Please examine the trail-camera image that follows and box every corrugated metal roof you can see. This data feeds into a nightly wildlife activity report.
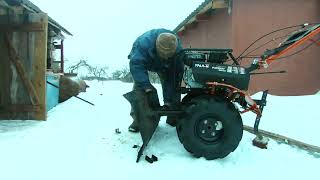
[4,0,72,36]
[173,0,212,33]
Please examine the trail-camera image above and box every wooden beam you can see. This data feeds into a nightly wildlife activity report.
[54,44,62,49]
[184,21,198,31]
[212,0,228,9]
[0,33,12,118]
[244,125,320,155]
[32,13,48,120]
[0,23,44,32]
[4,33,40,106]
[0,104,40,112]
[196,13,210,21]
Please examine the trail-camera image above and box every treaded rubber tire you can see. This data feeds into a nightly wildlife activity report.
[176,96,243,160]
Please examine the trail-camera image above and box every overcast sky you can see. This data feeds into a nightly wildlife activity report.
[30,0,204,71]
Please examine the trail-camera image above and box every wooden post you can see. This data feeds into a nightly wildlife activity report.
[32,13,48,120]
[0,33,11,119]
[0,23,44,32]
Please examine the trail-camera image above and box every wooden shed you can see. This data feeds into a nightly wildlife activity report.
[174,0,320,95]
[0,0,72,120]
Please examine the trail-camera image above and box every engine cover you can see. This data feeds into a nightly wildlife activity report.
[191,61,250,90]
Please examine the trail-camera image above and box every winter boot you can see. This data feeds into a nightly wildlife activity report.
[163,103,179,127]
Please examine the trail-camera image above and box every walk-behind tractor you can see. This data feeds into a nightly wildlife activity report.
[124,23,320,162]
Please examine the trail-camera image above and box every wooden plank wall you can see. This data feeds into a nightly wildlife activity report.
[33,13,48,120]
[0,6,48,120]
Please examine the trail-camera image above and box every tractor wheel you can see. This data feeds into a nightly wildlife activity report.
[176,96,243,160]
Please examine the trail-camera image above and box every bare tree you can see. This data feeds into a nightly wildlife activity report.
[87,65,109,79]
[111,70,123,80]
[66,59,89,74]
[66,59,109,80]
[110,67,133,82]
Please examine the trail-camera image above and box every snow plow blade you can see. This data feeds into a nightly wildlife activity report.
[123,89,160,163]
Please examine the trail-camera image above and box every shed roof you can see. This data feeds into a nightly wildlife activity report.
[173,0,229,33]
[4,0,72,36]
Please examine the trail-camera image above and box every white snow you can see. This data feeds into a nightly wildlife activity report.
[1,80,319,180]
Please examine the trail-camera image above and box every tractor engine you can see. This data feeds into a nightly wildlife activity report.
[181,49,250,91]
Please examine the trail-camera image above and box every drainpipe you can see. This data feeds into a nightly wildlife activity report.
[60,39,64,73]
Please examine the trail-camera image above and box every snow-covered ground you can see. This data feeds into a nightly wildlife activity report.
[0,80,319,180]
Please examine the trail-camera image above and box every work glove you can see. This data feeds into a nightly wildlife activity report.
[144,86,160,110]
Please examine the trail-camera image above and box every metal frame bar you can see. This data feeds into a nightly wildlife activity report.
[206,82,262,116]
[265,26,320,65]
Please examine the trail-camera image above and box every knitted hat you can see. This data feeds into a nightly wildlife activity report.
[156,33,178,59]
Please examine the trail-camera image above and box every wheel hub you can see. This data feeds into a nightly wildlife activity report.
[196,118,223,142]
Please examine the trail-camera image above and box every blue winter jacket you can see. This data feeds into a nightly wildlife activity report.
[128,28,184,104]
